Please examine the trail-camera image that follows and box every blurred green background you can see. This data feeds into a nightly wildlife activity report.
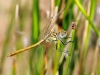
[0,0,100,75]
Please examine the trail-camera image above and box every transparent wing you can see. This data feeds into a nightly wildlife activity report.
[38,17,53,40]
[44,4,67,36]
[39,4,67,40]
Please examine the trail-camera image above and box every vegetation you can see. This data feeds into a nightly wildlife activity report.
[0,0,100,75]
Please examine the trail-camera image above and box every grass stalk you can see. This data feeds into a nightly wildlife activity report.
[74,0,100,37]
[12,60,16,75]
[62,1,75,75]
[64,30,75,75]
[53,0,62,74]
[29,0,40,74]
[81,0,96,74]
[0,3,16,74]
[63,0,73,30]
[98,51,100,75]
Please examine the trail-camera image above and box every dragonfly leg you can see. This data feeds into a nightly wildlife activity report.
[64,37,72,39]
[55,42,71,56]
[56,33,72,45]
[60,40,73,45]
[57,48,71,56]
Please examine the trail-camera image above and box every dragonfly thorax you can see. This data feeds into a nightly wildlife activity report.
[45,32,57,42]
[44,29,67,43]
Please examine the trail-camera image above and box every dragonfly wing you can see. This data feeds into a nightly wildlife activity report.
[44,4,67,37]
[38,17,53,40]
[38,4,67,41]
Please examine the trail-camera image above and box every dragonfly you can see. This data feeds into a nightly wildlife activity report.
[7,4,76,57]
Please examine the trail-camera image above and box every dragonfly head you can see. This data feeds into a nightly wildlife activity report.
[58,29,67,39]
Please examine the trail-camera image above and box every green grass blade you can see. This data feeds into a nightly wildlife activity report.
[53,1,62,74]
[74,0,100,37]
[29,0,40,74]
[0,5,15,74]
[12,60,16,75]
[98,56,100,75]
[64,30,75,75]
[63,0,73,30]
[81,0,96,74]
